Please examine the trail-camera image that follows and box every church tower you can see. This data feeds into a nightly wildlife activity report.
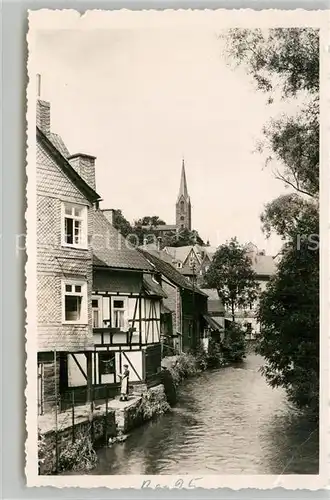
[176,159,192,231]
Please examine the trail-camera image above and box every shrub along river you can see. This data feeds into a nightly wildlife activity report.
[89,354,318,475]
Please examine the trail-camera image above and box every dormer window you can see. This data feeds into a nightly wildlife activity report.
[177,262,183,269]
[61,202,88,249]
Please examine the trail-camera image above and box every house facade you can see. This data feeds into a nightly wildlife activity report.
[163,244,212,285]
[36,98,101,415]
[226,243,277,339]
[36,94,165,414]
[61,209,166,406]
[139,248,208,354]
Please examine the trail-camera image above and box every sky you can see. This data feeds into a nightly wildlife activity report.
[34,27,296,255]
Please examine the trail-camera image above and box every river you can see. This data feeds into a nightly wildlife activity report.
[91,354,318,475]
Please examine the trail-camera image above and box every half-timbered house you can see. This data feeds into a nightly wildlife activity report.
[61,210,167,405]
[138,248,208,354]
[36,95,101,415]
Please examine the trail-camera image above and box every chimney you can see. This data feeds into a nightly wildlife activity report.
[36,74,51,135]
[68,153,96,191]
[102,209,115,226]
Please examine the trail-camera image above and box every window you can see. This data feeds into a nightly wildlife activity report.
[177,262,183,269]
[180,200,185,211]
[92,297,102,328]
[98,352,116,384]
[62,202,87,248]
[245,322,252,333]
[180,216,184,221]
[62,280,87,324]
[112,299,126,329]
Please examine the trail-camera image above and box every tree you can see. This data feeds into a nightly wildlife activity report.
[223,28,319,410]
[204,237,260,322]
[257,212,319,411]
[168,227,204,248]
[222,28,319,199]
[112,209,132,238]
[135,215,166,227]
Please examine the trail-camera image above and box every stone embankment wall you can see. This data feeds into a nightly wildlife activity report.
[39,407,117,475]
[39,384,170,474]
[116,384,170,433]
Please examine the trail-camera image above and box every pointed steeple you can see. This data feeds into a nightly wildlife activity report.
[177,158,190,201]
[176,157,192,231]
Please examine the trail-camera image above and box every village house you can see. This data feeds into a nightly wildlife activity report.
[36,85,165,414]
[36,95,101,415]
[232,242,277,339]
[62,209,167,407]
[138,247,208,354]
[199,288,226,345]
[163,244,213,285]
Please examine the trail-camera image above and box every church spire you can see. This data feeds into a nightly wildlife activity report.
[178,157,189,201]
[176,157,192,231]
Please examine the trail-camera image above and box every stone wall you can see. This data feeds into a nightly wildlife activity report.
[116,384,169,433]
[39,408,116,475]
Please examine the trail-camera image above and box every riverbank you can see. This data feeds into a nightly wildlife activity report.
[38,384,170,475]
[88,354,319,475]
[45,343,252,475]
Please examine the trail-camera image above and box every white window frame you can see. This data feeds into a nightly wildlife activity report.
[111,297,128,330]
[61,202,88,249]
[92,295,103,328]
[62,280,88,325]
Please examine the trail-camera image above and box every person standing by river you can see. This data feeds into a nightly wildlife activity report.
[118,365,130,401]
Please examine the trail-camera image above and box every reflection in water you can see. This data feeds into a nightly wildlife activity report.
[87,354,318,475]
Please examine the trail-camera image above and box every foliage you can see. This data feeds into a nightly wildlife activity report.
[38,429,54,475]
[58,426,98,472]
[206,339,227,368]
[135,215,166,227]
[205,237,260,321]
[222,28,318,98]
[167,352,199,386]
[224,27,319,410]
[223,28,319,199]
[223,323,247,363]
[38,426,98,474]
[138,390,171,420]
[260,193,318,240]
[112,209,133,238]
[257,211,319,411]
[165,227,204,247]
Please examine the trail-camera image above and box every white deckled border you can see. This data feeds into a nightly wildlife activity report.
[25,8,329,490]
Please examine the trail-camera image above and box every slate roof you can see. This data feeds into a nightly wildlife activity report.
[92,209,153,271]
[139,248,207,296]
[37,127,101,203]
[203,314,224,331]
[143,274,167,298]
[49,132,70,158]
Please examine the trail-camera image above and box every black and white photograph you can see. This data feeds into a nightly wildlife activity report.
[25,9,327,489]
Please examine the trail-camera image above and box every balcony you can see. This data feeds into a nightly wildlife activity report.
[93,326,139,346]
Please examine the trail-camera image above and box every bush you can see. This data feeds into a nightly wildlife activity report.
[207,339,227,368]
[138,390,171,420]
[168,352,199,386]
[223,323,246,362]
[195,345,208,371]
[38,429,54,475]
[58,426,97,472]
